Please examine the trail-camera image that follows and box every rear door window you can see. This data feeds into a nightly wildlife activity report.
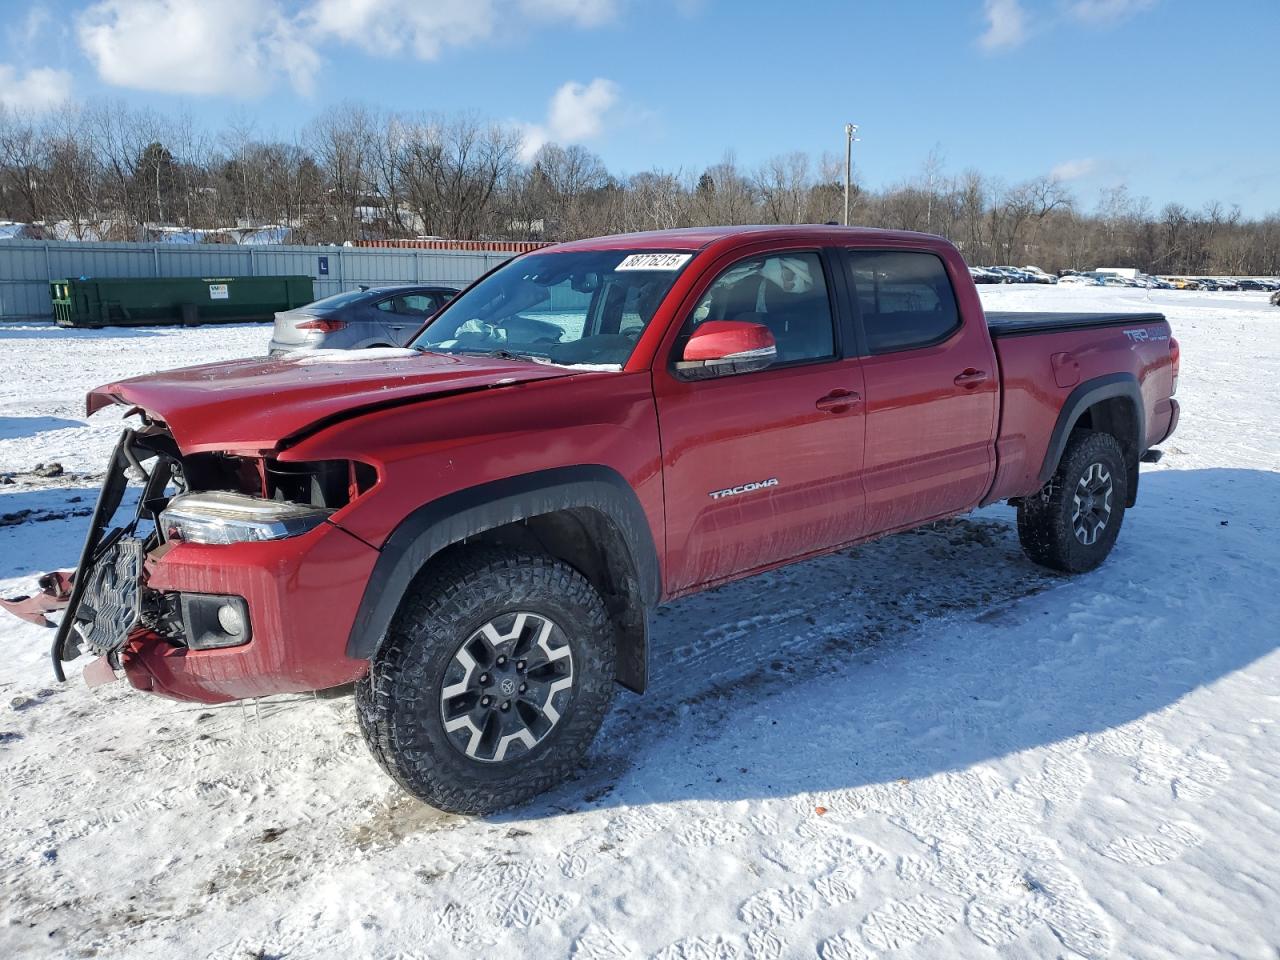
[378,294,435,317]
[844,251,960,354]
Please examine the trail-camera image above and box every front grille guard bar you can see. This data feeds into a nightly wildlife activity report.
[51,428,174,680]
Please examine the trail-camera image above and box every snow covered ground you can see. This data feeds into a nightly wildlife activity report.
[1,287,1278,959]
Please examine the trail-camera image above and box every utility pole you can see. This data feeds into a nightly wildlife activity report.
[843,123,859,226]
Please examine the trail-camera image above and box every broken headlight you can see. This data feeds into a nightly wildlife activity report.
[160,491,331,544]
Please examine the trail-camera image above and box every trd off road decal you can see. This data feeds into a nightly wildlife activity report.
[1123,327,1169,343]
[708,478,779,500]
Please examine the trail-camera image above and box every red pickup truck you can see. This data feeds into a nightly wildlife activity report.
[5,226,1179,813]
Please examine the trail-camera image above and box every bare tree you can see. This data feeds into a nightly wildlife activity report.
[1,100,1278,275]
[0,107,47,224]
[754,153,811,224]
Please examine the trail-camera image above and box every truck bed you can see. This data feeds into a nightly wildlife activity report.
[985,311,1166,338]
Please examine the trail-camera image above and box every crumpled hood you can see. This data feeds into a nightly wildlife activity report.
[87,349,579,453]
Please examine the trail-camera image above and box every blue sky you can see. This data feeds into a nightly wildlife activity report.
[2,0,1277,215]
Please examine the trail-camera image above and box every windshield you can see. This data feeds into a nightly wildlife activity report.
[411,249,694,367]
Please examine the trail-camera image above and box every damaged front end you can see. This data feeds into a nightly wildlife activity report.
[47,425,177,682]
[5,408,380,699]
[0,571,75,628]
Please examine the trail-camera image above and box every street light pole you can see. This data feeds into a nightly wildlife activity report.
[843,123,859,226]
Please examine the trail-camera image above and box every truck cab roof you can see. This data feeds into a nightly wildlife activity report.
[548,224,949,253]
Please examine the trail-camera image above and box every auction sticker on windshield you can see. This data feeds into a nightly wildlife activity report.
[615,253,693,271]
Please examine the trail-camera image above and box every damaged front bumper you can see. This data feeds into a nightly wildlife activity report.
[46,429,168,682]
[7,428,378,703]
[0,571,74,627]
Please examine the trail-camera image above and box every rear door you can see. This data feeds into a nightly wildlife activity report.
[840,248,998,533]
[374,291,438,345]
[653,245,867,594]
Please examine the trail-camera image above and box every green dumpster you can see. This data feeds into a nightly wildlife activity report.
[49,275,315,328]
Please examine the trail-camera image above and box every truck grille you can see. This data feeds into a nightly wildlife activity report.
[67,537,146,656]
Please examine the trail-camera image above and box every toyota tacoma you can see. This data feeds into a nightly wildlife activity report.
[3,226,1180,813]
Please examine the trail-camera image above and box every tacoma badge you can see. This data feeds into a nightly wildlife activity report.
[708,478,779,500]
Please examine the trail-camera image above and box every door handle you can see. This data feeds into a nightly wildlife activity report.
[815,389,861,412]
[954,369,989,387]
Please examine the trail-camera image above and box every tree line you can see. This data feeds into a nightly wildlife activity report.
[2,101,1277,276]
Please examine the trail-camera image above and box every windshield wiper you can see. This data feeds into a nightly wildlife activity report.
[415,346,552,364]
[450,348,551,364]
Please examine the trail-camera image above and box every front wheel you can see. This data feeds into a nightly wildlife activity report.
[1017,430,1128,573]
[356,548,616,814]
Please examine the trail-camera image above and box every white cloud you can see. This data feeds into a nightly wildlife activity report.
[305,0,497,61]
[74,0,625,98]
[520,78,620,161]
[1051,158,1098,181]
[518,0,621,27]
[979,0,1028,50]
[1064,0,1158,22]
[980,0,1158,52]
[0,64,73,112]
[77,0,319,97]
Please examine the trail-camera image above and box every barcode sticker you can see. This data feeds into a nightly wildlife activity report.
[615,253,692,271]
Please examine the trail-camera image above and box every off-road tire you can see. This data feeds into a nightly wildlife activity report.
[1017,429,1128,574]
[356,547,615,814]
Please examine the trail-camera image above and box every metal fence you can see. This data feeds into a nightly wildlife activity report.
[0,240,518,322]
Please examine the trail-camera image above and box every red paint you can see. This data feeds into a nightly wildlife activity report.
[87,352,579,454]
[79,226,1175,704]
[0,570,73,626]
[984,324,1174,504]
[680,320,776,361]
[123,521,377,702]
[1051,352,1081,388]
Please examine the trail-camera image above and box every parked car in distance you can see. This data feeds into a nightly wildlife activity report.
[1020,266,1057,284]
[969,266,1003,284]
[269,284,459,355]
[1058,274,1102,286]
[13,225,1181,815]
[1271,288,1280,306]
[1236,279,1267,291]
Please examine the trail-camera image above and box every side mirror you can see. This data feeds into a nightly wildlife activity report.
[674,320,777,380]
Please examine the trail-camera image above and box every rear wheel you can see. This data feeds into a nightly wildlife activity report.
[1017,430,1128,573]
[356,547,615,814]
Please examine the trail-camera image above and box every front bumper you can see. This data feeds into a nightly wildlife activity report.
[124,521,378,703]
[36,428,380,704]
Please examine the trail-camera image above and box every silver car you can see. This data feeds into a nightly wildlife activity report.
[268,284,458,355]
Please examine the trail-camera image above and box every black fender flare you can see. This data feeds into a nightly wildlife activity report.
[1037,372,1145,497]
[345,465,660,691]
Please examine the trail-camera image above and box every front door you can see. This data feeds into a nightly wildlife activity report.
[653,248,867,594]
